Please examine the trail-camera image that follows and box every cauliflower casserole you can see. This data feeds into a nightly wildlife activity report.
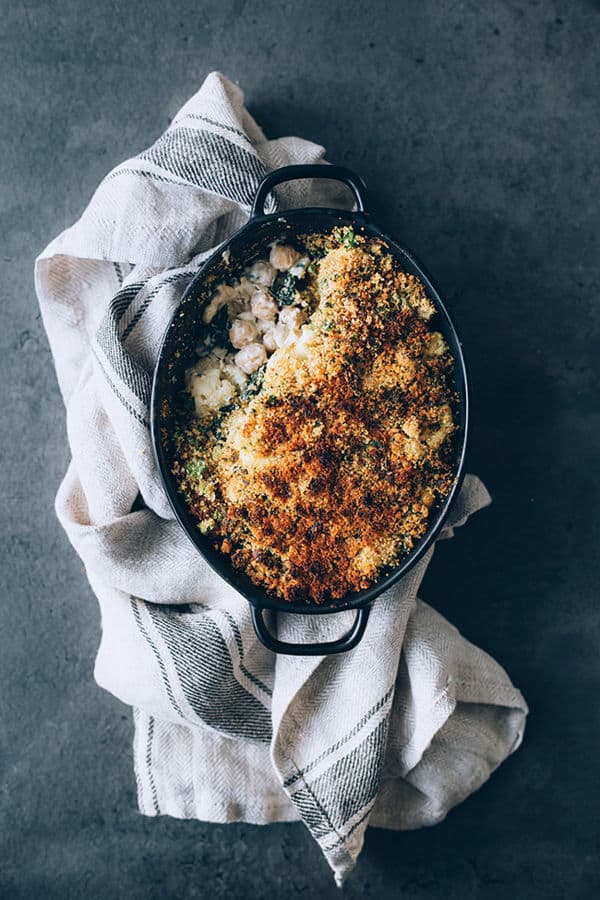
[170,227,457,604]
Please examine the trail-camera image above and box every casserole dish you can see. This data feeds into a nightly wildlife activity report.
[151,164,469,655]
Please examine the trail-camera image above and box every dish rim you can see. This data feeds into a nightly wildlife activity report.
[150,205,470,616]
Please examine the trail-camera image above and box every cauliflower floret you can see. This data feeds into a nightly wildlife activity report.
[234,342,267,375]
[187,364,237,418]
[421,487,436,508]
[270,243,301,271]
[399,405,453,457]
[426,331,448,357]
[264,308,309,353]
[203,283,249,324]
[247,259,276,286]
[399,415,423,461]
[189,351,223,376]
[221,357,248,391]
[353,545,379,578]
[401,416,421,441]
[250,288,278,320]
[186,343,252,416]
[262,329,278,353]
[293,325,318,360]
[407,290,435,321]
[278,306,307,331]
[255,316,275,335]
[229,317,258,349]
[271,322,291,349]
[288,256,310,279]
[425,405,453,449]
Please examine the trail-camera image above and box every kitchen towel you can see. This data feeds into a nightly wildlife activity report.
[35,71,527,884]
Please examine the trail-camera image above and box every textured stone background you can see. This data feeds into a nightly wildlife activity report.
[1,0,599,897]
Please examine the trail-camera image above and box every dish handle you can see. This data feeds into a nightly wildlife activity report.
[251,164,368,218]
[251,604,371,656]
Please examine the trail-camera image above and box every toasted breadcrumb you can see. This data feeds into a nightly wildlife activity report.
[171,228,457,603]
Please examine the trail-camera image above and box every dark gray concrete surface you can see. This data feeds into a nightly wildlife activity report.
[1,0,599,897]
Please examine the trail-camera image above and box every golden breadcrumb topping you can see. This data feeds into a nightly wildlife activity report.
[171,227,457,604]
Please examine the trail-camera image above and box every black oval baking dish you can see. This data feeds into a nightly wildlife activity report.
[151,164,469,656]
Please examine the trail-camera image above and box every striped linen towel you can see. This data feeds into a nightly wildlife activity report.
[34,71,528,884]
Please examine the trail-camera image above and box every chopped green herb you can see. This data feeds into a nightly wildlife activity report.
[273,271,298,306]
[333,225,358,248]
[342,226,358,248]
[241,363,266,400]
[186,459,207,479]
